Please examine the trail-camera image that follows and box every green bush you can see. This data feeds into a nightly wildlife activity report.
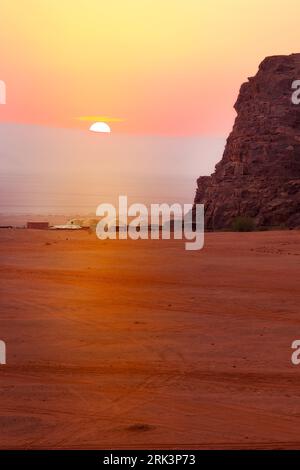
[232,216,256,232]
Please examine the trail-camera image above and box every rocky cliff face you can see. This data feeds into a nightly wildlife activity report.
[194,54,300,229]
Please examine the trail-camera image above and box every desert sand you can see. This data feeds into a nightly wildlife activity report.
[0,228,300,449]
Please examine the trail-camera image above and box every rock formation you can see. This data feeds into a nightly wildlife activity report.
[194,54,300,229]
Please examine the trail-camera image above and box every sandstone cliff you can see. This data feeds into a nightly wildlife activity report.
[194,54,300,229]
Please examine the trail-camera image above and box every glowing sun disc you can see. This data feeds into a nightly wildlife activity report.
[89,122,111,133]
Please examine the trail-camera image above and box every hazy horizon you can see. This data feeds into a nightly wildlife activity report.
[0,123,225,216]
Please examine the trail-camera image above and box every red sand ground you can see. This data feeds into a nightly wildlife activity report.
[0,228,300,449]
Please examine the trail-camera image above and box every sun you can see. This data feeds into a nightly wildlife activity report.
[89,122,111,133]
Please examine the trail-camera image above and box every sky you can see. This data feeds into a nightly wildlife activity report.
[1,0,299,135]
[0,0,299,214]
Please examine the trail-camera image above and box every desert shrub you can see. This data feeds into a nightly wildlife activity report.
[232,216,256,232]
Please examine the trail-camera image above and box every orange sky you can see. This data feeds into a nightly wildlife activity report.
[0,0,300,135]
